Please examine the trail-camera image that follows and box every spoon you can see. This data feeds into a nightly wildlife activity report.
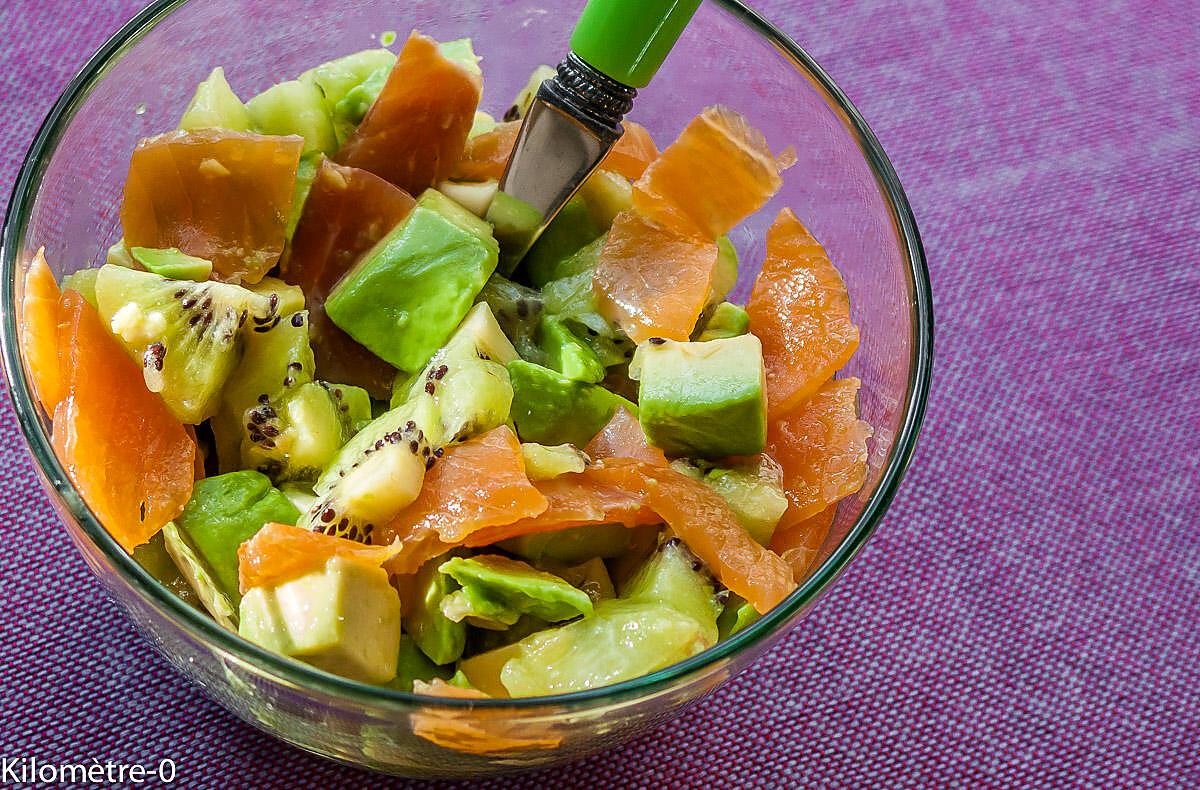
[491,0,702,271]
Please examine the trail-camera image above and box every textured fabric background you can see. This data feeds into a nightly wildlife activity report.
[1,0,1197,786]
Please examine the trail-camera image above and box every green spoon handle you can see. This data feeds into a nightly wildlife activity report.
[569,0,703,89]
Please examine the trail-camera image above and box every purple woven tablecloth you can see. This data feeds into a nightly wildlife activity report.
[1,0,1197,786]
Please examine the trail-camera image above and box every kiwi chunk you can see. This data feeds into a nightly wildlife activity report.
[621,536,721,645]
[301,395,437,541]
[392,303,518,442]
[303,304,517,541]
[94,264,277,423]
[214,310,365,484]
[476,274,544,363]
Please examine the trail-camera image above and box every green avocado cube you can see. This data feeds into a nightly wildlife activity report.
[630,334,767,458]
[522,196,605,287]
[507,360,635,447]
[695,301,750,342]
[387,635,452,691]
[239,556,401,684]
[129,246,213,282]
[538,317,606,383]
[406,555,467,665]
[439,554,593,629]
[499,523,654,564]
[478,600,710,697]
[161,523,237,629]
[172,471,300,606]
[326,189,499,373]
[487,191,543,275]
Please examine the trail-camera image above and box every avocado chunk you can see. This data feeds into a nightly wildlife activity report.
[695,301,750,342]
[388,635,453,691]
[178,67,253,132]
[520,443,589,481]
[508,360,635,447]
[498,523,652,564]
[523,171,632,286]
[407,556,467,665]
[332,65,390,131]
[286,153,321,239]
[717,594,760,640]
[538,317,605,383]
[326,189,499,373]
[162,521,238,629]
[630,333,767,458]
[469,111,498,139]
[621,537,721,645]
[486,191,543,275]
[438,555,593,629]
[670,457,788,545]
[246,79,338,155]
[172,471,300,606]
[472,600,710,697]
[239,556,401,684]
[129,247,213,282]
[522,196,605,288]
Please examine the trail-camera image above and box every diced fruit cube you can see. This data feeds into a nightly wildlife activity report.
[519,443,588,481]
[538,317,605,383]
[695,301,749,341]
[129,247,213,282]
[507,360,635,448]
[172,470,300,606]
[246,79,338,155]
[239,556,401,684]
[162,521,238,629]
[407,555,467,665]
[621,536,721,645]
[630,333,767,457]
[438,554,593,629]
[94,264,277,423]
[717,594,760,640]
[473,600,710,697]
[178,67,252,132]
[325,189,498,373]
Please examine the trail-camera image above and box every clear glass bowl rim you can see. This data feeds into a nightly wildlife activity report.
[0,0,933,711]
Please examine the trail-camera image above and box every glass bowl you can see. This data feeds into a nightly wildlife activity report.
[0,0,932,777]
